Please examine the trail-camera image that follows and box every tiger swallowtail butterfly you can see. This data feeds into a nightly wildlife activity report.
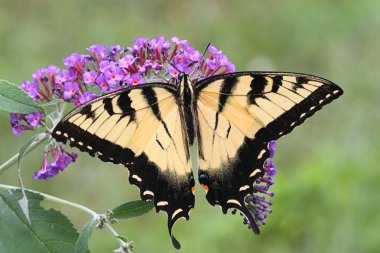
[53,71,343,249]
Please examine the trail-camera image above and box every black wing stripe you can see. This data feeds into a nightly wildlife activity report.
[142,86,173,140]
[218,76,238,113]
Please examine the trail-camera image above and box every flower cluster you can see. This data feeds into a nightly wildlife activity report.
[34,144,78,179]
[10,112,43,135]
[9,36,235,179]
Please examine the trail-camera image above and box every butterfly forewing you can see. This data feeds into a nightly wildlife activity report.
[53,84,194,243]
[194,72,343,232]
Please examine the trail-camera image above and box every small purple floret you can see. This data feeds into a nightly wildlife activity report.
[25,112,42,127]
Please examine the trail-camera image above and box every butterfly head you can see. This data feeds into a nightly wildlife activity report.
[178,73,193,96]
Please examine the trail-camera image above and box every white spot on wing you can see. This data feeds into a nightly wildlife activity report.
[250,169,261,177]
[257,149,265,159]
[172,208,183,219]
[143,190,154,196]
[157,201,169,206]
[239,185,250,191]
[227,199,242,206]
[132,174,142,182]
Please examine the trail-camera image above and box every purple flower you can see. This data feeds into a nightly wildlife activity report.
[75,91,98,105]
[268,141,276,158]
[110,45,122,54]
[105,67,124,86]
[83,70,97,84]
[168,65,180,78]
[63,53,85,69]
[149,36,171,51]
[63,82,79,99]
[32,68,45,80]
[185,47,202,62]
[20,80,39,99]
[171,37,189,48]
[11,123,25,136]
[55,154,73,169]
[45,65,60,76]
[25,112,42,127]
[119,55,135,68]
[173,54,191,73]
[10,113,22,124]
[33,146,77,180]
[33,152,51,179]
[128,37,147,53]
[126,73,145,86]
[87,45,108,59]
[56,69,76,84]
[95,75,109,91]
[205,45,234,72]
[225,61,236,72]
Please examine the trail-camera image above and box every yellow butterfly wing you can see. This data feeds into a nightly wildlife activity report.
[53,84,193,247]
[195,72,343,232]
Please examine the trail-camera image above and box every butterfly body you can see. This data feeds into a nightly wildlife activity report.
[52,71,343,248]
[178,73,197,145]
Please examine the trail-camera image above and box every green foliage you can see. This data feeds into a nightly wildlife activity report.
[0,80,41,114]
[74,218,97,253]
[112,200,155,220]
[0,189,81,253]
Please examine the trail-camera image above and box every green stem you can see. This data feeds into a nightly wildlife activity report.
[0,184,129,250]
[0,134,48,175]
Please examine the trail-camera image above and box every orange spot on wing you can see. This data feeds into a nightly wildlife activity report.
[191,186,195,193]
[201,184,209,192]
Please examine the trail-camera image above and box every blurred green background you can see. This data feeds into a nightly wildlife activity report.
[0,0,379,252]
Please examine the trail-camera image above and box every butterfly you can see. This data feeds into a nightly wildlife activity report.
[52,71,343,248]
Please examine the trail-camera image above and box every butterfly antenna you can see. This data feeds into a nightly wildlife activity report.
[151,71,171,83]
[189,43,211,77]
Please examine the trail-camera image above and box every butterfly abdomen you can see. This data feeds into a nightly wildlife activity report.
[178,74,197,145]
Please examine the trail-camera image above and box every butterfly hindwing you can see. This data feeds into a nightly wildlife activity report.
[53,84,194,246]
[195,72,343,231]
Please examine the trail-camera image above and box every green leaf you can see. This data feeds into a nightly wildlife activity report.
[0,189,79,253]
[114,235,128,243]
[112,200,154,220]
[41,99,64,108]
[0,79,42,114]
[74,218,97,253]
